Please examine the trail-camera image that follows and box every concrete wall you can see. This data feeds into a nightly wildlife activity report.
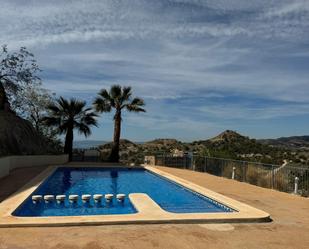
[0,154,68,179]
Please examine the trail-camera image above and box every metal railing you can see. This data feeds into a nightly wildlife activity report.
[155,155,309,197]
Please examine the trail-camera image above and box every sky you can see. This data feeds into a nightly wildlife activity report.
[1,0,309,142]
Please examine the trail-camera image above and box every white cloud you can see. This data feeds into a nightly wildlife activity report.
[263,0,309,17]
[2,0,308,49]
[199,103,309,120]
[1,0,309,139]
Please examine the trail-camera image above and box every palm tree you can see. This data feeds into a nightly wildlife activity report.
[94,85,145,162]
[42,97,98,161]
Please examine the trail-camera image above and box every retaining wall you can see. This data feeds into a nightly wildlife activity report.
[0,154,68,178]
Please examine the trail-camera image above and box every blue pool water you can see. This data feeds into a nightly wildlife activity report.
[13,167,234,217]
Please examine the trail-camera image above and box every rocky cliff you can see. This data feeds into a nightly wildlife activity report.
[0,111,50,156]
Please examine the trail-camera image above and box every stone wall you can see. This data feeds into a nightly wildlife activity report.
[0,154,68,178]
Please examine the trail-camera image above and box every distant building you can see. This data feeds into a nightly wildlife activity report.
[171,149,184,157]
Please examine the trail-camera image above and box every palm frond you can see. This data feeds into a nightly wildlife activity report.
[98,89,111,100]
[125,97,146,112]
[126,105,146,112]
[110,85,122,100]
[70,99,86,116]
[130,97,145,106]
[77,123,92,137]
[93,97,112,112]
[120,86,132,103]
[43,96,97,138]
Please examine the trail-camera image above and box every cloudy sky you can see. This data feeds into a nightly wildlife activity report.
[1,0,309,141]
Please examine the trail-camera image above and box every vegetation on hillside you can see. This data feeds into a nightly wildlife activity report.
[191,130,292,165]
[94,130,309,166]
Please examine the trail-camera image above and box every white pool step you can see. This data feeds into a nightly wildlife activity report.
[56,195,66,203]
[43,195,55,203]
[69,195,79,203]
[116,194,126,202]
[32,195,43,204]
[82,194,92,203]
[93,194,103,202]
[32,193,127,204]
[105,194,114,203]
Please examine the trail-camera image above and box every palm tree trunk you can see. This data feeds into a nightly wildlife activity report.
[110,110,121,162]
[64,127,74,161]
[0,81,10,111]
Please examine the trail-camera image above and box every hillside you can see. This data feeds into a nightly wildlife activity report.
[190,130,289,164]
[259,136,309,150]
[145,139,182,145]
[99,139,137,150]
[91,130,309,165]
[208,130,249,143]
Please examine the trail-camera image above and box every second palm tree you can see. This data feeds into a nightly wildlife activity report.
[94,85,145,162]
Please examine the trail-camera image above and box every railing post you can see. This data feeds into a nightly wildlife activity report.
[294,177,299,194]
[232,167,236,180]
[204,156,207,172]
[192,155,196,171]
[271,165,275,189]
[242,161,247,182]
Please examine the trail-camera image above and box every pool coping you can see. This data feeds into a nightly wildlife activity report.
[0,164,270,227]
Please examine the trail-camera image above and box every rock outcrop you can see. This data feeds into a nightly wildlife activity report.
[0,111,49,156]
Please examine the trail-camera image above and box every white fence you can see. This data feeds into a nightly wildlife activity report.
[0,154,69,178]
[154,155,309,197]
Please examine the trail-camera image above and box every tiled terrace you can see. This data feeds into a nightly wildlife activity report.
[0,165,308,249]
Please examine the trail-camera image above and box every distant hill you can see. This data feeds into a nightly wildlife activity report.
[259,136,309,150]
[73,131,309,166]
[208,130,249,143]
[73,140,107,149]
[145,139,182,146]
[99,139,137,150]
[140,130,308,165]
[190,130,285,163]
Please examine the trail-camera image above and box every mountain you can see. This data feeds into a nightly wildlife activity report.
[208,130,249,143]
[190,130,284,163]
[259,136,309,150]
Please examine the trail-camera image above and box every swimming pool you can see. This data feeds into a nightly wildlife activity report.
[13,167,234,217]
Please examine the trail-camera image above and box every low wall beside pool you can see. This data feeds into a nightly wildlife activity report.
[0,154,69,178]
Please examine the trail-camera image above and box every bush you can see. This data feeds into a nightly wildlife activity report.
[246,165,271,188]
